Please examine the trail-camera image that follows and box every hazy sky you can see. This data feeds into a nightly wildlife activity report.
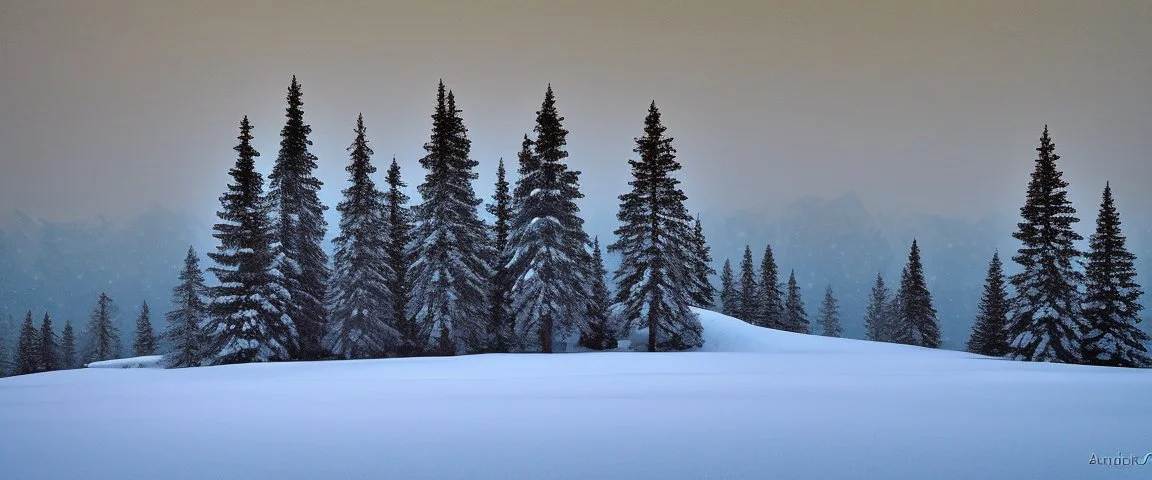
[1,0,1150,233]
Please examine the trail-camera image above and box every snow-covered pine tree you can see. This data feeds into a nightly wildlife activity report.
[885,292,903,344]
[967,251,1010,356]
[60,321,76,369]
[609,102,702,351]
[269,76,330,360]
[204,117,295,365]
[486,158,514,352]
[579,237,618,350]
[384,158,418,356]
[755,244,785,329]
[1081,183,1149,367]
[736,246,758,324]
[325,114,396,359]
[408,82,496,355]
[894,240,940,348]
[132,301,157,357]
[84,293,122,363]
[864,273,891,342]
[818,285,842,337]
[1007,126,1086,363]
[687,216,717,309]
[164,247,209,368]
[719,259,737,317]
[38,312,56,371]
[506,85,593,353]
[15,311,39,375]
[783,271,809,334]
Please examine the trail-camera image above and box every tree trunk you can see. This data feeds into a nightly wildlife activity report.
[647,303,658,352]
[542,313,553,353]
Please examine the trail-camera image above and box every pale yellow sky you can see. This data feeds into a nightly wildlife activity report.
[1,0,1149,233]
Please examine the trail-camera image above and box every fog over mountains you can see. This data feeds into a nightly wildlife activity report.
[1,193,1148,352]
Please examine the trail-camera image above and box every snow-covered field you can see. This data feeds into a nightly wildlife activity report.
[2,309,1150,480]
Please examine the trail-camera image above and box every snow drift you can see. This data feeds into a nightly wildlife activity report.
[2,309,1150,480]
[85,355,165,369]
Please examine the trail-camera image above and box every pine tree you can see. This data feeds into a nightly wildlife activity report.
[818,285,842,337]
[579,237,618,350]
[1081,183,1149,367]
[84,293,122,363]
[885,293,903,344]
[15,311,39,375]
[506,85,592,353]
[864,273,891,342]
[967,252,1010,357]
[38,312,56,371]
[755,244,785,329]
[783,271,809,334]
[687,216,717,309]
[384,158,418,356]
[1007,126,1086,363]
[325,114,396,359]
[269,76,330,360]
[164,246,209,368]
[486,158,514,353]
[609,102,702,351]
[131,302,157,357]
[893,240,940,348]
[60,321,76,369]
[735,246,758,323]
[408,81,496,355]
[204,117,294,365]
[720,259,737,317]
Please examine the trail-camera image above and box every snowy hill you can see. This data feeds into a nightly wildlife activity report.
[2,309,1151,480]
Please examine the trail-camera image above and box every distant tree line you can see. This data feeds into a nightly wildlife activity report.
[2,291,159,376]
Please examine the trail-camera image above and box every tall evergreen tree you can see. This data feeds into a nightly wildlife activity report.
[1007,126,1086,363]
[15,311,39,375]
[720,259,737,317]
[60,321,76,369]
[864,273,891,342]
[408,82,496,355]
[164,247,209,368]
[893,240,940,348]
[736,245,758,323]
[755,244,785,329]
[205,117,294,365]
[38,312,56,371]
[609,102,702,351]
[325,114,396,359]
[132,302,157,357]
[817,285,842,337]
[486,158,514,352]
[783,271,809,334]
[384,158,418,356]
[269,76,330,360]
[967,252,1010,356]
[506,85,592,353]
[687,216,717,309]
[1081,183,1149,367]
[83,293,122,363]
[579,237,618,350]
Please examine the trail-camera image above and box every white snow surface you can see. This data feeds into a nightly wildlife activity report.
[3,309,1151,479]
[84,355,165,369]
